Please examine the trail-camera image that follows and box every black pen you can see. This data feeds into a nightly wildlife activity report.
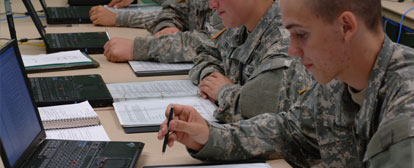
[162,104,174,154]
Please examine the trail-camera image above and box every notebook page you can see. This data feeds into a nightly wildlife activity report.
[128,61,193,72]
[113,97,217,127]
[22,50,91,67]
[45,125,110,141]
[107,80,199,100]
[38,101,97,121]
[147,163,272,168]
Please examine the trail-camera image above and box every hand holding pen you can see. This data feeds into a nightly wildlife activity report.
[158,104,210,153]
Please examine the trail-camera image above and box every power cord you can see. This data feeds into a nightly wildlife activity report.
[0,37,45,47]
[397,7,414,44]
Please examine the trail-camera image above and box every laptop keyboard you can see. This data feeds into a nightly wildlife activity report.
[48,7,86,18]
[30,77,78,102]
[37,140,105,168]
[49,33,82,48]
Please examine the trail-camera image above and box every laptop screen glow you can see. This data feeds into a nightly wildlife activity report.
[0,45,42,167]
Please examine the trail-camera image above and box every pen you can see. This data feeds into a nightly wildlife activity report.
[105,29,111,40]
[162,104,174,154]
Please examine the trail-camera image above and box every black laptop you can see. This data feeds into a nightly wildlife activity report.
[68,0,137,6]
[4,0,100,73]
[39,0,92,24]
[0,39,144,168]
[29,74,114,107]
[23,0,109,54]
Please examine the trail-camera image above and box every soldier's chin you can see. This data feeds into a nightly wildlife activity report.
[313,74,334,85]
[222,20,241,28]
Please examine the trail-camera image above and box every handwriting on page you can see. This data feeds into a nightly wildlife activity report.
[22,50,91,67]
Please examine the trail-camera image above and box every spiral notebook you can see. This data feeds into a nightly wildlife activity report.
[38,101,100,130]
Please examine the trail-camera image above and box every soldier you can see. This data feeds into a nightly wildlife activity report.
[158,0,414,167]
[89,0,164,28]
[189,0,311,123]
[102,0,225,63]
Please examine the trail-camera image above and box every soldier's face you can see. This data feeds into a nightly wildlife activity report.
[280,0,351,84]
[209,0,254,28]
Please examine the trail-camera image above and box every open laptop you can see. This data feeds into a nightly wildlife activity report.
[39,0,92,24]
[23,0,109,54]
[5,0,112,107]
[5,0,101,73]
[29,74,114,107]
[0,39,144,168]
[68,0,137,6]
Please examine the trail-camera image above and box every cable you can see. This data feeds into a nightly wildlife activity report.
[397,7,414,44]
[0,15,45,21]
[0,37,42,42]
[0,42,45,47]
[18,42,45,47]
[18,37,43,42]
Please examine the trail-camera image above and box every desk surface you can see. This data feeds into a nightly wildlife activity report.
[382,0,414,29]
[0,0,291,167]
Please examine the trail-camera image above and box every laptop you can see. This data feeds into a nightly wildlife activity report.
[39,0,92,24]
[29,74,114,107]
[0,39,144,168]
[68,0,137,6]
[23,0,109,54]
[4,0,101,73]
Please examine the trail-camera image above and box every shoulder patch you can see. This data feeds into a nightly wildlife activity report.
[299,87,309,95]
[210,28,228,39]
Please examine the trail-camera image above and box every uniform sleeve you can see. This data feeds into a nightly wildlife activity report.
[145,0,189,34]
[132,31,214,63]
[188,38,224,85]
[364,76,414,167]
[190,87,322,167]
[214,55,312,123]
[214,69,284,123]
[115,10,160,28]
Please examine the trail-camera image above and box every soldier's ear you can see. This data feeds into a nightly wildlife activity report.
[337,11,357,42]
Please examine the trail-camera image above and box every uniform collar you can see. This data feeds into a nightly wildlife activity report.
[227,1,283,64]
[356,35,394,139]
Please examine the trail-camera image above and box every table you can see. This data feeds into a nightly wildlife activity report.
[0,0,291,167]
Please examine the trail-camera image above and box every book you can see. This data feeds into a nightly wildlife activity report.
[22,50,99,73]
[128,61,193,77]
[38,101,101,130]
[107,80,217,133]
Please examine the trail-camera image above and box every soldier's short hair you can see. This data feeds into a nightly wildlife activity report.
[306,0,382,32]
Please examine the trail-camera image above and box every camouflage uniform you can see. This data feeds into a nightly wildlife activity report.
[189,36,414,167]
[189,1,312,123]
[115,0,165,28]
[131,0,224,63]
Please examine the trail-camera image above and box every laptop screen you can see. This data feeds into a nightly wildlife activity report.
[22,0,46,40]
[0,41,43,167]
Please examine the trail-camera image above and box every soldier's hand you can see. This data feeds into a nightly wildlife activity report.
[154,27,180,37]
[89,6,117,26]
[103,38,134,62]
[157,104,210,151]
[199,72,234,102]
[108,0,134,8]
